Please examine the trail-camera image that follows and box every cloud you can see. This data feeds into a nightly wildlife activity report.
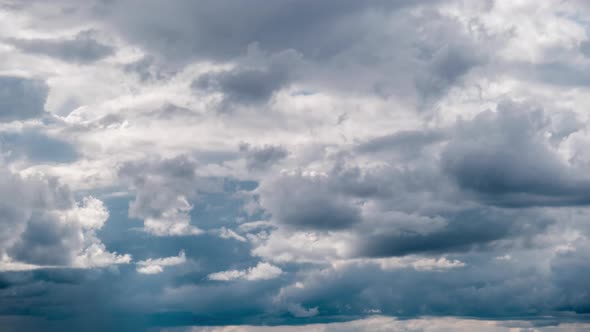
[442,100,590,207]
[136,250,186,274]
[356,129,447,156]
[190,44,303,112]
[98,0,432,62]
[208,262,282,281]
[332,256,466,272]
[356,208,553,257]
[181,317,590,332]
[119,156,218,236]
[3,0,590,330]
[0,171,130,270]
[239,143,288,171]
[217,227,247,242]
[0,76,47,122]
[9,30,114,64]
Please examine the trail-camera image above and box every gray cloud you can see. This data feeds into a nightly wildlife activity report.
[194,66,285,107]
[3,1,590,330]
[259,172,363,230]
[8,211,80,265]
[119,156,223,236]
[0,170,128,268]
[415,39,484,103]
[93,0,482,106]
[123,55,171,81]
[443,101,590,207]
[192,46,302,110]
[256,102,586,258]
[239,143,288,171]
[356,128,447,159]
[100,0,433,62]
[272,256,560,320]
[10,30,114,64]
[358,208,553,257]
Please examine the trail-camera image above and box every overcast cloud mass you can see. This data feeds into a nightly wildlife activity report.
[1,1,590,331]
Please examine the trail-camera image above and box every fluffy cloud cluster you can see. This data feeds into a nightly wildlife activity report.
[0,170,130,270]
[1,0,590,331]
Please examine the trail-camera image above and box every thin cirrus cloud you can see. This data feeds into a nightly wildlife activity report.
[0,1,590,331]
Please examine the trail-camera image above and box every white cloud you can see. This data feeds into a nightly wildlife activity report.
[208,262,282,281]
[142,198,203,237]
[332,256,466,272]
[136,250,187,274]
[73,242,132,269]
[217,227,247,242]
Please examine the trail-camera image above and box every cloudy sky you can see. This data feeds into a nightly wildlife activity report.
[1,0,590,331]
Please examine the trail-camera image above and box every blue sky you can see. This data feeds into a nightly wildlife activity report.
[1,1,590,331]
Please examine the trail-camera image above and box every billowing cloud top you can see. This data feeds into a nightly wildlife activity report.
[1,1,590,331]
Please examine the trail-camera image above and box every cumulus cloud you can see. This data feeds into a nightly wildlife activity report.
[442,100,590,207]
[118,156,218,236]
[136,250,186,274]
[0,171,130,270]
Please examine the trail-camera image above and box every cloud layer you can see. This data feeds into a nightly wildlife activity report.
[1,0,590,331]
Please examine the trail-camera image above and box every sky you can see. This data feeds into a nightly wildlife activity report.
[1,0,590,331]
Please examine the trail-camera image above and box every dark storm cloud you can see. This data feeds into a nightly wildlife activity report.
[9,30,114,64]
[0,76,48,122]
[442,100,590,207]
